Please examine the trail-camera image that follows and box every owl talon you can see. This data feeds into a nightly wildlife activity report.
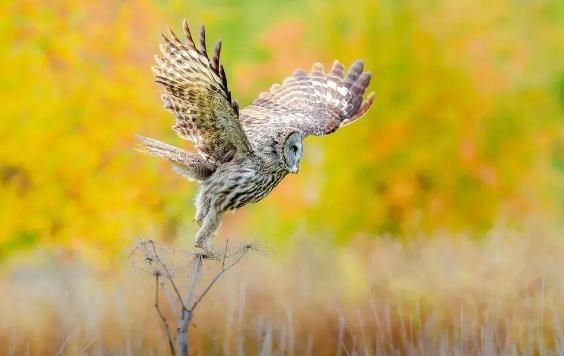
[192,244,221,260]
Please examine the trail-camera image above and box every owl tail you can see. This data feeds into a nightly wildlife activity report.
[135,135,216,181]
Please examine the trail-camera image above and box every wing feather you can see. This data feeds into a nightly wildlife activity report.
[135,135,216,181]
[241,60,374,142]
[152,20,252,164]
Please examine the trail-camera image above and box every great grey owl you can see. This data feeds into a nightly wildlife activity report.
[137,20,374,253]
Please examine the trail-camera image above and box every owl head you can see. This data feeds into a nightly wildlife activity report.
[281,131,304,173]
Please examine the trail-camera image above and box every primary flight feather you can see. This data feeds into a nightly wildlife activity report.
[137,20,375,252]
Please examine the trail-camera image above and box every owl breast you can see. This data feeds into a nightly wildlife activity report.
[199,158,287,213]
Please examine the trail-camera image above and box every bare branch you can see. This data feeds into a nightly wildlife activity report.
[178,255,204,356]
[131,239,262,356]
[190,244,252,312]
[155,275,176,356]
[159,279,181,324]
[148,240,187,311]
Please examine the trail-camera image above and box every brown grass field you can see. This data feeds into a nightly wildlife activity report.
[1,220,563,355]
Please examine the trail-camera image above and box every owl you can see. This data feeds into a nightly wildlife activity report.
[138,20,374,253]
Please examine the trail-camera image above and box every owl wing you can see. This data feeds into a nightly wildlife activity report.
[240,60,374,144]
[153,20,253,164]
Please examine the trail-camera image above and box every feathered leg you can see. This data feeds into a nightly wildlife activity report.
[194,207,223,251]
[194,189,211,226]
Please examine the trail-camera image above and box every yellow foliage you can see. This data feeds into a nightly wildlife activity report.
[0,0,563,259]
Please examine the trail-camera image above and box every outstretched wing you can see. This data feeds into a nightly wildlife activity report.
[240,60,374,152]
[153,20,253,164]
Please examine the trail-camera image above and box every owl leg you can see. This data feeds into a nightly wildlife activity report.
[194,199,210,226]
[194,207,223,251]
[194,190,211,226]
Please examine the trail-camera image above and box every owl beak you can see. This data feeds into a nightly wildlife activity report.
[290,164,299,173]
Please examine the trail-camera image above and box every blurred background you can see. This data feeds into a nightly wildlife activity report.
[1,0,563,354]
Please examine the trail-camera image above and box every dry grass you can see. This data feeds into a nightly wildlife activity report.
[1,223,563,355]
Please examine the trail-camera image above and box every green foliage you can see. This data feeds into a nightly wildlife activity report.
[0,230,37,260]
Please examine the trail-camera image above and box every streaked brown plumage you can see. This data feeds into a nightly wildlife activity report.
[137,20,374,252]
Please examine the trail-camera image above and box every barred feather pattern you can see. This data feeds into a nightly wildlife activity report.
[196,159,288,214]
[135,135,216,181]
[139,20,375,249]
[153,20,252,164]
[191,158,288,249]
[240,60,375,161]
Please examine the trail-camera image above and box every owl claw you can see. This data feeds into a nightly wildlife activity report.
[192,244,222,260]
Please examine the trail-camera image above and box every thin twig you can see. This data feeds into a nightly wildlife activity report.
[190,246,250,312]
[55,326,78,356]
[221,239,229,270]
[159,279,181,323]
[149,241,187,311]
[155,275,176,356]
[135,239,258,356]
[78,337,97,356]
